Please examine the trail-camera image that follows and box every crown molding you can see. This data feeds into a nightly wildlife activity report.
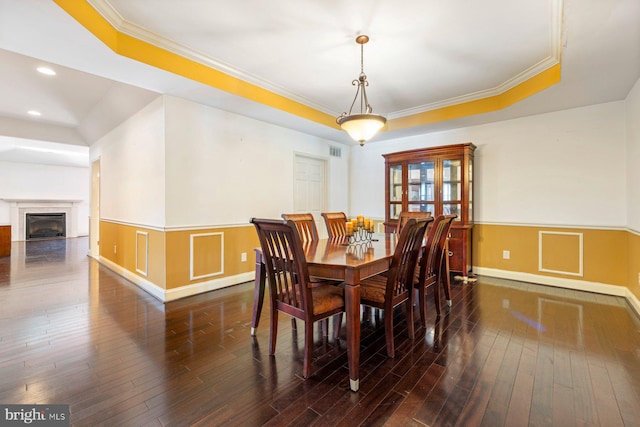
[389,57,560,119]
[87,0,564,123]
[390,0,564,119]
[87,0,334,115]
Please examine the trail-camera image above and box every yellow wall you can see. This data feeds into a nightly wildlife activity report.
[628,232,640,299]
[100,220,259,293]
[473,224,628,287]
[100,221,166,289]
[100,220,637,300]
[165,225,259,290]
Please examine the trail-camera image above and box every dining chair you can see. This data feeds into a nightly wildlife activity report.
[359,217,432,358]
[281,213,343,337]
[396,211,432,234]
[281,213,319,242]
[251,218,345,378]
[415,214,457,324]
[321,212,348,238]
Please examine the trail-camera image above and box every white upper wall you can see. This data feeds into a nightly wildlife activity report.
[626,76,640,232]
[90,97,166,227]
[351,101,627,227]
[163,96,349,227]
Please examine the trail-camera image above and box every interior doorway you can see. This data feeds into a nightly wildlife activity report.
[90,159,100,258]
[293,154,327,237]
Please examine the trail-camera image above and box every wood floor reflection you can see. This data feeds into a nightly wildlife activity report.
[1,237,640,426]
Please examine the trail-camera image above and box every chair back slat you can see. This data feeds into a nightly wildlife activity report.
[396,211,432,234]
[321,212,348,238]
[386,217,432,301]
[419,214,457,284]
[252,218,312,312]
[281,213,319,242]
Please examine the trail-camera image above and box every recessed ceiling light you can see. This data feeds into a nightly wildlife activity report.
[37,66,56,76]
[27,110,41,116]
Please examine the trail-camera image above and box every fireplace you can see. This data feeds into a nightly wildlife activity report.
[25,213,67,240]
[3,199,81,241]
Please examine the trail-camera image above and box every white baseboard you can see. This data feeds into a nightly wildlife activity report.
[98,256,254,303]
[474,266,640,317]
[164,272,254,302]
[99,256,166,301]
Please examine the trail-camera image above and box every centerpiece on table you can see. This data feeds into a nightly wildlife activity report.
[344,215,377,245]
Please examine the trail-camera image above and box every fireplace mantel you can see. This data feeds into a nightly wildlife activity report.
[3,199,82,241]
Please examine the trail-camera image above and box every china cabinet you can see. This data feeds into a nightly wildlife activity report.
[383,143,476,274]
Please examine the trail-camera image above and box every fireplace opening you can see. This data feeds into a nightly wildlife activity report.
[26,213,66,240]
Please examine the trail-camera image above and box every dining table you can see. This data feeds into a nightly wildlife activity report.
[250,232,400,392]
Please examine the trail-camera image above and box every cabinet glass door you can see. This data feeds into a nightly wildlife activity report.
[408,161,435,216]
[389,164,403,219]
[442,159,462,220]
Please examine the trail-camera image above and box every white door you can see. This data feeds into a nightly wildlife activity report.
[90,159,100,258]
[294,155,327,237]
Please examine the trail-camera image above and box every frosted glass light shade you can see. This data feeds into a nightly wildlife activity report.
[338,114,386,146]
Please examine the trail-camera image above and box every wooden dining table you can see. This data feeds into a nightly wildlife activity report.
[250,232,400,392]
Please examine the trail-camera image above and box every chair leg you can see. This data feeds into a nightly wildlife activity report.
[333,314,343,339]
[384,307,395,358]
[434,277,442,316]
[291,318,297,330]
[269,308,278,355]
[303,320,314,378]
[441,255,452,308]
[362,306,371,322]
[419,285,427,327]
[321,318,329,337]
[250,259,266,336]
[405,298,414,340]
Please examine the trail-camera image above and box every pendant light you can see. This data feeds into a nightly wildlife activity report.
[336,35,386,146]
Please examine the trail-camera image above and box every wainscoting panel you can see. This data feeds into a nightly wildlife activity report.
[473,223,627,287]
[99,220,166,290]
[190,232,224,280]
[538,231,583,276]
[136,231,148,276]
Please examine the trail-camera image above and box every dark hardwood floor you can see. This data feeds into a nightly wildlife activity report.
[1,237,640,426]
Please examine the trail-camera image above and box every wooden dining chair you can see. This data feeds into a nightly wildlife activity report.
[396,211,432,234]
[359,217,431,358]
[251,218,345,378]
[321,212,348,238]
[281,213,319,242]
[281,212,342,337]
[415,214,457,323]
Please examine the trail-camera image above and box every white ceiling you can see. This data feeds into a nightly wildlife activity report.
[0,0,638,167]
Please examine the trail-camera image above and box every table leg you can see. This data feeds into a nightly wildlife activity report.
[344,282,361,392]
[251,251,266,336]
